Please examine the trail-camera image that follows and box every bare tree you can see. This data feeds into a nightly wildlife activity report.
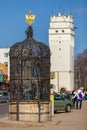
[74,49,87,90]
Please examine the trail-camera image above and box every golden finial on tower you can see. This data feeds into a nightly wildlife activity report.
[25,11,35,26]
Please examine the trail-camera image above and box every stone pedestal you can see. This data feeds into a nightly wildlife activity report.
[9,101,51,122]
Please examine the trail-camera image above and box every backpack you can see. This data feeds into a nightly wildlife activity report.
[78,92,82,99]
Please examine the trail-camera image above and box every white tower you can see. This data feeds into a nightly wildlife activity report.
[49,13,74,92]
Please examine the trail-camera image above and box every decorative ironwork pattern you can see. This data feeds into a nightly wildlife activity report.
[9,26,50,101]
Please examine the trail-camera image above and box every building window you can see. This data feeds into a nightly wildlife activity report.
[4,62,8,67]
[4,53,8,58]
[50,72,55,79]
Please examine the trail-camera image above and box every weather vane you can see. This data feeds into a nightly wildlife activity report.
[25,11,35,26]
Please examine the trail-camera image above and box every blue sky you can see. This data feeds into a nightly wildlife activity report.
[0,0,87,57]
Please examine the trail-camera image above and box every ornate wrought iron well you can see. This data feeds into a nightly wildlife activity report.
[9,12,50,122]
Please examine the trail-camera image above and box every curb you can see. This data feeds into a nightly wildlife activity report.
[0,116,61,128]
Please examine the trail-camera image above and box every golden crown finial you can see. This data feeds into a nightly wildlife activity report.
[25,11,35,26]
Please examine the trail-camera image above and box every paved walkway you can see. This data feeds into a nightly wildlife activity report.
[0,101,87,130]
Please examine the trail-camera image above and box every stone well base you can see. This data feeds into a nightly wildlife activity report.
[9,101,51,122]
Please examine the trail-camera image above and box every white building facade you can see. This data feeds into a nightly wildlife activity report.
[49,13,74,92]
[0,48,10,79]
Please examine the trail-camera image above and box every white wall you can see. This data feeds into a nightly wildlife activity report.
[0,48,10,79]
[49,13,74,92]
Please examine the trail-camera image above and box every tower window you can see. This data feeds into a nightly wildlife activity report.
[55,30,58,33]
[62,30,64,33]
[4,62,8,67]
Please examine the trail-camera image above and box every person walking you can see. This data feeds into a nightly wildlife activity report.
[72,89,77,108]
[72,89,84,109]
[84,92,87,102]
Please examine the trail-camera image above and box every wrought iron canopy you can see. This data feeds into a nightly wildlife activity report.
[9,26,50,101]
